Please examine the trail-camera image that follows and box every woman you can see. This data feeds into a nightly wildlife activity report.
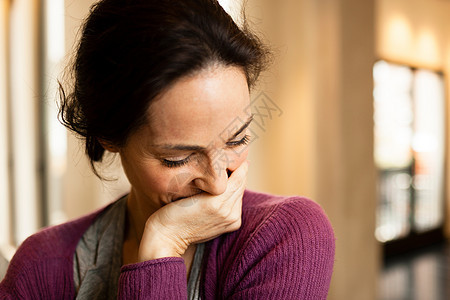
[0,0,335,298]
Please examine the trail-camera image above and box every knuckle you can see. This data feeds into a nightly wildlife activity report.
[225,209,241,225]
[204,200,222,215]
[218,207,231,220]
[227,218,242,232]
[232,210,242,224]
[234,218,242,229]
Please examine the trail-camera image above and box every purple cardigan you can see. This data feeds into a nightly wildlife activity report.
[0,190,335,299]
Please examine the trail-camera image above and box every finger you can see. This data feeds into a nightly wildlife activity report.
[227,161,248,192]
[229,183,244,216]
[223,172,245,216]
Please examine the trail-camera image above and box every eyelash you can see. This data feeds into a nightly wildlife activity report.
[225,134,250,147]
[162,156,191,168]
[162,135,251,168]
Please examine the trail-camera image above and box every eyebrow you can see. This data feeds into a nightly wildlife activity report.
[229,115,253,140]
[154,115,253,151]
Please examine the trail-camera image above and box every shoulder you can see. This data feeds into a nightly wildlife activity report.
[210,189,336,264]
[2,206,105,286]
[240,189,335,267]
[241,189,334,240]
[16,209,101,261]
[205,190,335,298]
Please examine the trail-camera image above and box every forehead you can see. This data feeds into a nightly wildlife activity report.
[144,66,251,145]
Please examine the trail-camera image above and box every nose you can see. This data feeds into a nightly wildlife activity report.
[193,154,228,195]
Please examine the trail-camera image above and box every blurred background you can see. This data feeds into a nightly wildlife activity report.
[1,0,450,299]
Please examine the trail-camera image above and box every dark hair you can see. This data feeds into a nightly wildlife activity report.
[59,0,269,177]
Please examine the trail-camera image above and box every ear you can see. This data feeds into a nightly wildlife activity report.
[98,139,119,153]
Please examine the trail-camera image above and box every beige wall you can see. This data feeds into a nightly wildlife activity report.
[0,0,12,246]
[376,0,450,70]
[376,0,450,237]
[248,0,379,299]
[8,0,42,244]
[246,0,379,299]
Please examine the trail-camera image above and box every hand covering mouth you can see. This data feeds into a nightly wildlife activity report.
[171,191,203,202]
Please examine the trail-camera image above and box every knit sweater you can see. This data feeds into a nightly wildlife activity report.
[0,190,335,299]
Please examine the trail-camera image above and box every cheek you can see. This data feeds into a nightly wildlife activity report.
[121,157,171,195]
[226,146,249,172]
[144,168,185,195]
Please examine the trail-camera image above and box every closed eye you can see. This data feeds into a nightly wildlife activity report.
[226,134,250,147]
[161,134,250,168]
[162,155,192,168]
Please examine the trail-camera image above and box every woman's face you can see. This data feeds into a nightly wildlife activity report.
[119,66,252,211]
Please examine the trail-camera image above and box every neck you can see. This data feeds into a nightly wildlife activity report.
[125,189,160,244]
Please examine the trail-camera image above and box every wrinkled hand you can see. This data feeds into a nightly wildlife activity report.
[138,161,248,262]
